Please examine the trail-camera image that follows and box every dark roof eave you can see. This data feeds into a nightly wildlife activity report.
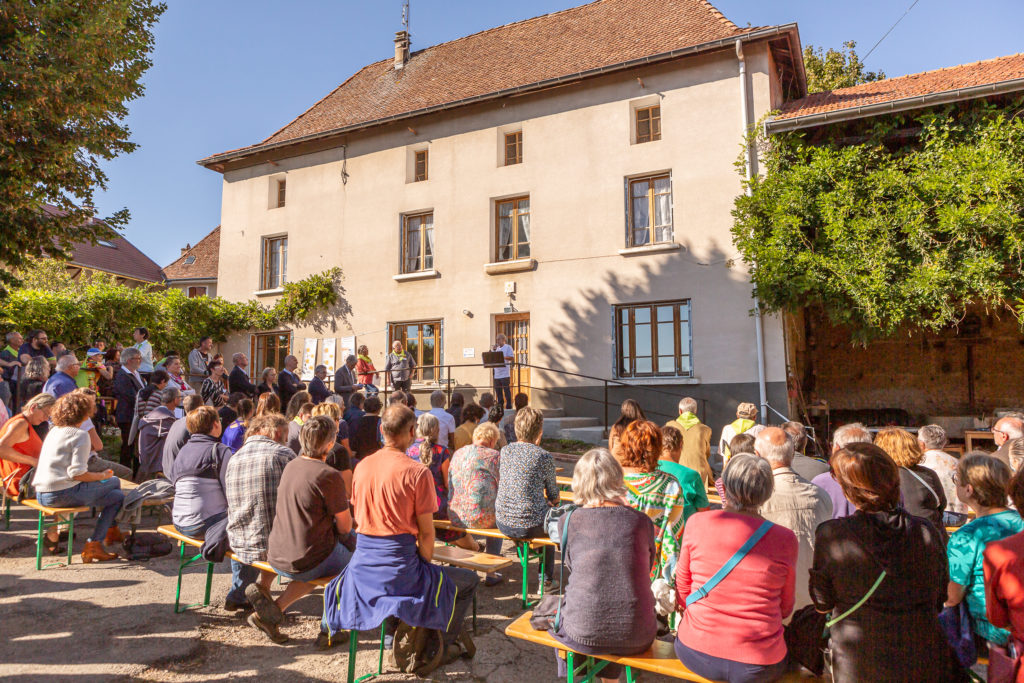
[164,276,218,284]
[199,24,801,170]
[67,262,162,284]
[765,76,1024,134]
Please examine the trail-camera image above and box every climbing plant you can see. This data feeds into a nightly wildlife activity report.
[732,100,1024,340]
[0,263,345,353]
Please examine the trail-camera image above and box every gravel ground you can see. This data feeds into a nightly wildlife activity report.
[0,456,678,682]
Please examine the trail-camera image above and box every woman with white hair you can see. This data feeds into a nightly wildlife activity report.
[449,421,504,585]
[674,454,796,683]
[549,448,657,682]
[406,413,477,551]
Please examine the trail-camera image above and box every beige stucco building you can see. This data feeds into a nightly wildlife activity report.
[199,0,805,429]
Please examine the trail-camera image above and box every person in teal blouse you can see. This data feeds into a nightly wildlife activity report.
[946,453,1024,645]
[658,425,710,521]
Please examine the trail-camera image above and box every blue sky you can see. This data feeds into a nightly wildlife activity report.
[94,0,1024,267]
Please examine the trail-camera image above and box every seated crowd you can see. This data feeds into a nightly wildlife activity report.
[7,329,1024,681]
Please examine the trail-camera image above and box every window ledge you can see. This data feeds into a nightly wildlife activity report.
[484,258,537,275]
[618,242,681,257]
[393,270,440,283]
[613,376,700,386]
[253,287,284,297]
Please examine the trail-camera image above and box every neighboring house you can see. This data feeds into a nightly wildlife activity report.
[765,53,1024,432]
[163,226,220,298]
[43,204,164,286]
[198,0,806,428]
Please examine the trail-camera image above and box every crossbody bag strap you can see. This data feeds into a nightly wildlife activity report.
[825,570,886,628]
[553,506,577,631]
[902,466,940,508]
[685,519,773,607]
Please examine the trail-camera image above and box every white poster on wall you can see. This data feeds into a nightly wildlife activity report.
[301,338,318,380]
[339,336,356,365]
[322,338,337,375]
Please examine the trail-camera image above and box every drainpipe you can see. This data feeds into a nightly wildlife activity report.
[736,39,770,424]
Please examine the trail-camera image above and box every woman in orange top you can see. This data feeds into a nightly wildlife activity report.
[0,393,59,549]
[354,345,379,395]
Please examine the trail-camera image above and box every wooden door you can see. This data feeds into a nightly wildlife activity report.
[496,313,530,400]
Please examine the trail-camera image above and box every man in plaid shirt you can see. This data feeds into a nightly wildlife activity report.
[224,413,294,610]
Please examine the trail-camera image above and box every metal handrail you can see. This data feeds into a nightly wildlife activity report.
[374,360,708,436]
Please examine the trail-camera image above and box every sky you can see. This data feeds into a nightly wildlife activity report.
[93,0,1024,268]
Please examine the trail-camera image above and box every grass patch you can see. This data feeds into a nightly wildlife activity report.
[541,438,593,455]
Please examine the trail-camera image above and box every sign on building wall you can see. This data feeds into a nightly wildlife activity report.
[322,338,337,375]
[301,338,318,380]
[340,336,356,365]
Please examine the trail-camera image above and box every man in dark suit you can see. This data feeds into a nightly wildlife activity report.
[333,354,359,405]
[308,365,331,404]
[228,352,258,397]
[277,354,306,409]
[113,347,145,468]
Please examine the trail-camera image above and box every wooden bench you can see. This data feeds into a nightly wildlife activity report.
[157,524,512,618]
[556,475,573,489]
[6,477,170,570]
[506,611,809,683]
[20,499,90,570]
[434,519,556,608]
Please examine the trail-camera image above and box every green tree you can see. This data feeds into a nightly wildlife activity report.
[732,103,1024,339]
[0,0,166,293]
[803,40,885,93]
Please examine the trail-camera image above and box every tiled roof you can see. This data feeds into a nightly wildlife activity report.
[42,204,165,283]
[162,226,220,281]
[775,53,1024,124]
[203,0,792,165]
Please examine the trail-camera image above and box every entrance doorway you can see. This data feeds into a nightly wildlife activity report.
[495,313,530,400]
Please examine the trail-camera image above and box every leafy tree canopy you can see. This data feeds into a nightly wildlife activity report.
[732,101,1024,340]
[803,40,885,93]
[0,261,347,354]
[0,0,166,293]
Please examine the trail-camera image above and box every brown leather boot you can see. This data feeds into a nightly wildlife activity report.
[104,525,123,545]
[82,541,117,563]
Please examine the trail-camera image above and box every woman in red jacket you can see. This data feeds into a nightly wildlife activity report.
[984,462,1024,683]
[674,453,796,683]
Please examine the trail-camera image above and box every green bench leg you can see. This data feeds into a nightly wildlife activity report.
[566,651,609,683]
[2,495,10,530]
[472,593,477,632]
[516,542,547,608]
[36,510,77,570]
[173,540,214,613]
[347,623,387,683]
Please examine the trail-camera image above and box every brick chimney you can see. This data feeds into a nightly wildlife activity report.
[394,30,410,70]
[180,244,191,255]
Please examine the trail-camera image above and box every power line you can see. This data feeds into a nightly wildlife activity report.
[863,0,922,62]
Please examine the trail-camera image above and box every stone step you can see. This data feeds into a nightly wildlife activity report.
[554,425,606,446]
[539,408,565,418]
[542,416,600,436]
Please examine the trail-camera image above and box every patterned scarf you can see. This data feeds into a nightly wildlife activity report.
[624,471,685,582]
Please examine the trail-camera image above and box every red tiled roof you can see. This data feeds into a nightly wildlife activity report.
[162,226,220,281]
[203,0,792,165]
[775,53,1024,124]
[42,204,165,283]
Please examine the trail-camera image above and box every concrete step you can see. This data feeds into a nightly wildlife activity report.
[555,426,606,445]
[542,416,600,437]
[539,408,565,418]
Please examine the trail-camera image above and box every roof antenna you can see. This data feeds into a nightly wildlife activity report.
[394,0,411,70]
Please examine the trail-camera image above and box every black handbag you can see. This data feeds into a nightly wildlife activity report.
[530,507,576,632]
[784,605,828,676]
